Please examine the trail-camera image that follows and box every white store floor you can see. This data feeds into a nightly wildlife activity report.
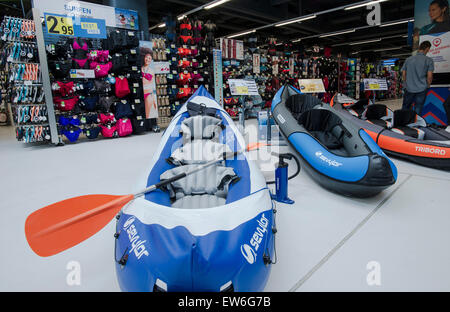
[1,119,450,292]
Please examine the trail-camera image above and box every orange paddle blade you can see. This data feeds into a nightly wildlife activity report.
[247,142,271,151]
[25,194,134,257]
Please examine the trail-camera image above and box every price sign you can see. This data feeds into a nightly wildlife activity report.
[81,22,100,35]
[363,79,387,91]
[45,13,106,38]
[235,86,249,94]
[45,14,74,36]
[298,79,326,93]
[228,79,259,96]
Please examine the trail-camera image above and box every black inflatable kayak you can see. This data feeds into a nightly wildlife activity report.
[271,85,397,197]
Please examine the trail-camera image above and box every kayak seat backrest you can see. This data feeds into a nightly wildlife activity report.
[393,109,427,128]
[180,115,223,144]
[362,104,393,128]
[346,99,369,117]
[286,93,322,119]
[391,109,426,139]
[160,164,239,209]
[297,109,345,149]
[167,114,231,165]
[168,140,232,166]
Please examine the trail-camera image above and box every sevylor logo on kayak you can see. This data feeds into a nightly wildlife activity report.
[415,146,446,155]
[123,216,149,260]
[241,214,269,264]
[315,151,343,167]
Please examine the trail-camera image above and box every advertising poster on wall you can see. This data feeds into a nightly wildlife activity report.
[139,41,158,119]
[413,0,450,74]
[413,0,450,125]
[115,8,139,30]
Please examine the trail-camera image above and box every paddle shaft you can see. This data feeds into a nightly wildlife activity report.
[34,151,241,238]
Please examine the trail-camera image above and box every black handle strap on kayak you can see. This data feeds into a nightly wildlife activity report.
[187,101,217,117]
[376,127,389,144]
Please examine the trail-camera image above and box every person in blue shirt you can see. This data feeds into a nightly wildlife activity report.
[420,0,450,35]
[401,41,434,115]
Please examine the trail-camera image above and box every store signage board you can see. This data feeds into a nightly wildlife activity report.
[228,79,259,96]
[75,17,107,38]
[220,38,244,60]
[153,62,171,74]
[420,33,450,74]
[253,54,260,74]
[114,7,139,30]
[363,78,388,91]
[33,0,139,30]
[213,49,223,106]
[289,58,295,75]
[44,13,107,39]
[298,79,326,93]
[44,14,74,37]
[69,69,95,79]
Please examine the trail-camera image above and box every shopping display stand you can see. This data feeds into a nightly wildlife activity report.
[0,14,56,144]
[32,8,61,145]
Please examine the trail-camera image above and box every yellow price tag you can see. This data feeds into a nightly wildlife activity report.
[369,84,380,90]
[235,86,249,94]
[81,22,98,30]
[45,14,74,36]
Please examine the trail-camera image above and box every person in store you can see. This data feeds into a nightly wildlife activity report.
[141,48,158,119]
[129,15,136,29]
[401,41,434,115]
[420,0,450,35]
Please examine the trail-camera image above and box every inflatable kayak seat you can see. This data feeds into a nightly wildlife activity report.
[391,109,426,139]
[180,115,224,143]
[362,104,393,128]
[297,109,345,149]
[286,94,322,120]
[168,139,232,165]
[160,164,239,209]
[168,114,231,165]
[347,99,369,117]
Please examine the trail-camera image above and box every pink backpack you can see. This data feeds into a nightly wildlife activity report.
[117,118,133,137]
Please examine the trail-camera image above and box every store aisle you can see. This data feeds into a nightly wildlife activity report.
[1,120,450,291]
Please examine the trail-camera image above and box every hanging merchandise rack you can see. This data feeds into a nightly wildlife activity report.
[0,14,56,143]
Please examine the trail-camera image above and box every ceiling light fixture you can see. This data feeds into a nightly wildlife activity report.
[177,15,186,21]
[374,46,404,52]
[349,38,382,45]
[275,15,317,27]
[291,38,302,43]
[345,0,388,10]
[380,19,411,27]
[319,29,356,38]
[204,0,231,10]
[157,23,166,28]
[227,29,256,39]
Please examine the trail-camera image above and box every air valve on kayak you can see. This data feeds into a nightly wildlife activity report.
[269,152,300,205]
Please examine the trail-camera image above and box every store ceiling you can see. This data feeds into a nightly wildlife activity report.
[148,0,415,60]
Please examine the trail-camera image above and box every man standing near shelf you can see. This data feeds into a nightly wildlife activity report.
[401,41,434,115]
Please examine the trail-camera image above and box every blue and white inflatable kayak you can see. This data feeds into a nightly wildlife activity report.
[115,86,275,292]
[271,85,397,197]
